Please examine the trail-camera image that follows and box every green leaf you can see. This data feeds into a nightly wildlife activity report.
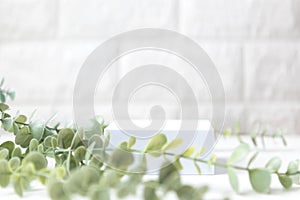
[89,185,110,200]
[0,92,6,103]
[223,128,232,137]
[0,149,9,159]
[51,137,58,149]
[12,147,22,158]
[145,133,167,152]
[0,103,9,112]
[127,136,136,149]
[15,126,33,148]
[278,175,293,189]
[183,146,195,157]
[44,136,53,148]
[8,157,21,171]
[193,161,201,175]
[287,160,299,174]
[74,146,86,162]
[15,115,27,124]
[29,120,45,141]
[162,138,183,152]
[85,142,96,162]
[249,168,271,193]
[119,141,128,150]
[228,143,250,164]
[7,91,15,101]
[110,149,134,170]
[0,141,15,158]
[2,118,13,131]
[23,151,47,170]
[0,160,11,187]
[194,147,205,159]
[29,138,39,151]
[71,128,84,149]
[144,181,159,200]
[65,166,100,196]
[58,128,75,149]
[265,157,282,172]
[47,179,70,200]
[158,162,181,191]
[227,167,239,193]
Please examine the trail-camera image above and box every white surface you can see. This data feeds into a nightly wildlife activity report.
[1,133,300,199]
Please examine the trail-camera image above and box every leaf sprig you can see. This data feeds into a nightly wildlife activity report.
[0,83,299,199]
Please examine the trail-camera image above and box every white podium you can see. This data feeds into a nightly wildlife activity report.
[104,120,215,175]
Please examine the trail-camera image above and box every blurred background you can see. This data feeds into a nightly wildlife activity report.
[0,0,300,134]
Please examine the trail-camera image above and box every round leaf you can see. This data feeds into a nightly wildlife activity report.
[249,168,271,193]
[2,118,13,131]
[23,151,47,170]
[287,160,299,174]
[58,129,75,149]
[29,120,45,141]
[265,157,282,172]
[228,143,250,164]
[145,133,167,152]
[110,149,134,169]
[278,175,293,189]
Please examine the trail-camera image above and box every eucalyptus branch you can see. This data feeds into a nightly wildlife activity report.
[0,84,299,200]
[0,78,15,103]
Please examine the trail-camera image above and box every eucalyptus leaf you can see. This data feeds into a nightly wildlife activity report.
[0,103,9,112]
[23,151,47,170]
[144,181,160,200]
[47,179,70,200]
[193,161,201,175]
[74,146,86,162]
[8,157,21,171]
[110,149,134,169]
[29,138,39,152]
[159,162,181,191]
[2,118,13,131]
[227,167,239,193]
[223,128,232,137]
[145,133,167,152]
[0,93,6,103]
[228,143,250,164]
[265,157,282,172]
[58,128,75,149]
[29,120,45,141]
[162,138,183,152]
[194,147,205,159]
[0,149,9,159]
[65,166,100,196]
[15,115,27,124]
[287,160,299,174]
[89,185,110,200]
[12,147,22,158]
[278,175,293,189]
[15,126,33,148]
[0,160,11,187]
[0,141,15,157]
[182,146,195,157]
[127,136,136,149]
[249,168,271,193]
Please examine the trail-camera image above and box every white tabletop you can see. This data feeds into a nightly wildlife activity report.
[1,133,300,200]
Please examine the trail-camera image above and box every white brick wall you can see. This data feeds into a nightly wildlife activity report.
[0,0,299,134]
